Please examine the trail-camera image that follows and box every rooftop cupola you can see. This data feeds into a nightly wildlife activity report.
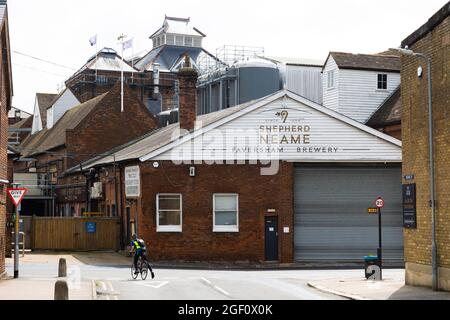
[150,16,206,49]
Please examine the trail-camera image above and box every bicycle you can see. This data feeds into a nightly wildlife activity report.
[131,253,154,280]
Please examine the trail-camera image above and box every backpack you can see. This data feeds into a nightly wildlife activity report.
[137,239,146,249]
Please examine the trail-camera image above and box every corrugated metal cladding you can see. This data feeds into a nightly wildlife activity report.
[294,166,403,262]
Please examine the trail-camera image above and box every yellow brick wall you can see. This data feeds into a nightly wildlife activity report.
[402,16,450,268]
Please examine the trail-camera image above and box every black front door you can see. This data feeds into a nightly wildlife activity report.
[265,217,279,261]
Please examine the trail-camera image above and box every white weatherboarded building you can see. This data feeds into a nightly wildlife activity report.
[322,52,401,124]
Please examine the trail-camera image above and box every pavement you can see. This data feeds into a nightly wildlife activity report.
[0,253,93,300]
[308,270,450,300]
[1,251,450,300]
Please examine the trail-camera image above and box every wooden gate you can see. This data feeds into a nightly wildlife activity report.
[31,217,120,251]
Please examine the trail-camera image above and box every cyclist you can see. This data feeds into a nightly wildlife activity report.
[130,234,154,279]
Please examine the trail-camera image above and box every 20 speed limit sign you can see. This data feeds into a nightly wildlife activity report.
[375,197,385,209]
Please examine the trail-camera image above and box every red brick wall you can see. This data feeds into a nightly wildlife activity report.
[0,13,12,275]
[66,83,158,169]
[136,161,294,264]
[178,68,198,132]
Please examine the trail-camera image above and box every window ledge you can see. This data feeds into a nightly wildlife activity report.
[213,227,239,233]
[157,226,182,233]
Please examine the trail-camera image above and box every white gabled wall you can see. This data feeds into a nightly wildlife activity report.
[152,96,402,163]
[47,89,80,129]
[339,69,400,123]
[322,56,339,112]
[31,97,43,134]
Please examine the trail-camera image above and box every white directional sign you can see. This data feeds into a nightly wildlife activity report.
[125,166,141,198]
[7,188,27,207]
[375,197,385,209]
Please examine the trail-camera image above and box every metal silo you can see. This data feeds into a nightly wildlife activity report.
[232,57,281,105]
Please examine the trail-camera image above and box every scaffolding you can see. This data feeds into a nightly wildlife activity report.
[216,45,265,67]
[197,45,265,85]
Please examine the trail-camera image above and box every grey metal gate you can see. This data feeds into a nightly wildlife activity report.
[294,166,404,262]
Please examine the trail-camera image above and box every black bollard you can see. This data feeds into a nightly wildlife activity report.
[58,258,67,277]
[54,280,69,300]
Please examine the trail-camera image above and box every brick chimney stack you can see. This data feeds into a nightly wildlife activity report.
[178,54,198,132]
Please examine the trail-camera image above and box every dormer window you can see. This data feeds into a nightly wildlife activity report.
[377,74,388,90]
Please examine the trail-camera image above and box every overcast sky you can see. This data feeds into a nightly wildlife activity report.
[8,0,447,114]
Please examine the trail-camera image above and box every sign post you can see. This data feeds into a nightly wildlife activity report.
[7,186,27,279]
[375,197,385,281]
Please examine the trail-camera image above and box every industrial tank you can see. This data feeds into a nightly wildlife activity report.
[196,57,282,115]
[231,57,281,105]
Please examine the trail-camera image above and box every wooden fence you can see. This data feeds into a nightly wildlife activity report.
[31,217,120,251]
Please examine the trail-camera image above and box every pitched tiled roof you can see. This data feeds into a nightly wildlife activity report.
[10,115,32,130]
[36,93,57,126]
[20,93,107,157]
[366,87,402,127]
[329,52,401,72]
[65,95,270,173]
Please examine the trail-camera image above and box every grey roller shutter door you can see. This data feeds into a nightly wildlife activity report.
[294,166,404,262]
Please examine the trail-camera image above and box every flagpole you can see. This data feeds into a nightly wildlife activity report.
[95,36,98,81]
[131,41,134,83]
[118,34,126,113]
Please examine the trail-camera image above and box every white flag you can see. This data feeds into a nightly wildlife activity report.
[123,38,133,51]
[89,35,97,47]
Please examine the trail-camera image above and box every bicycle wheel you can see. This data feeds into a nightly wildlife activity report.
[131,262,139,280]
[141,260,149,281]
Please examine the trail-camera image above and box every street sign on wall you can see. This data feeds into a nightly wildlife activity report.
[7,188,27,207]
[125,166,141,198]
[403,184,417,229]
[86,222,97,234]
[368,208,378,214]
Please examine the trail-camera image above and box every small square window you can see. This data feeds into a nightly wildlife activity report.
[213,194,239,233]
[377,74,388,90]
[157,194,182,232]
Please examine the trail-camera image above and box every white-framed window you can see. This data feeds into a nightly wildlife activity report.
[327,70,335,89]
[166,34,175,45]
[157,194,182,232]
[213,194,239,233]
[175,35,183,46]
[184,37,193,47]
[377,74,388,90]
